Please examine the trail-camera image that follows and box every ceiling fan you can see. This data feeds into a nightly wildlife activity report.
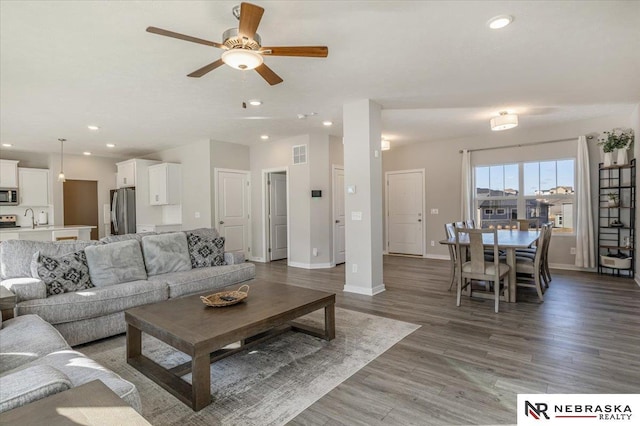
[147,2,328,86]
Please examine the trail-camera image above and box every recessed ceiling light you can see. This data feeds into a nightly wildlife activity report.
[297,114,307,120]
[260,135,269,140]
[106,143,116,148]
[322,121,333,127]
[488,15,513,29]
[87,125,100,131]
[83,151,92,156]
[2,143,12,147]
[248,99,262,106]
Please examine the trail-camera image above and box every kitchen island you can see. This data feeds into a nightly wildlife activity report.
[0,225,95,241]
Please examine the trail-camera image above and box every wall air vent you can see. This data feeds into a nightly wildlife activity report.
[292,144,307,165]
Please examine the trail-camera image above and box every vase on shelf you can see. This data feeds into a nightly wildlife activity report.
[616,148,629,166]
[604,152,613,167]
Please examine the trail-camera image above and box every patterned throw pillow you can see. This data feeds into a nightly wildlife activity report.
[36,251,94,296]
[185,232,226,268]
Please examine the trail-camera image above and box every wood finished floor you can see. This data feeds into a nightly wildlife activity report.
[251,256,640,426]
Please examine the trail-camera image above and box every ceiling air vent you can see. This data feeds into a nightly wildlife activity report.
[292,144,307,165]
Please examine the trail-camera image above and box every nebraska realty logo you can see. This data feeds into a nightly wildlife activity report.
[517,394,639,425]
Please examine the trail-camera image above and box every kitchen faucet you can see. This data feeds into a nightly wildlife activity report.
[24,208,36,229]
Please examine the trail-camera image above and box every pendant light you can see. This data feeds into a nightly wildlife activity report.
[58,138,66,182]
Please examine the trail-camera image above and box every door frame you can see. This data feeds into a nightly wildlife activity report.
[384,169,426,256]
[261,167,290,263]
[332,164,344,266]
[213,168,252,257]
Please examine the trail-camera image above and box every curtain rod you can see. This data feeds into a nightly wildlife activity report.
[459,135,594,154]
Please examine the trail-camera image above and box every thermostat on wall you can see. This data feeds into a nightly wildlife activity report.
[311,190,322,197]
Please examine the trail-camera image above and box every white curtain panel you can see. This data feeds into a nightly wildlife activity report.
[460,149,473,221]
[575,136,595,268]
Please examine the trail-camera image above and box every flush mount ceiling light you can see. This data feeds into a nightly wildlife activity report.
[221,48,264,70]
[490,111,518,131]
[57,138,66,182]
[322,121,333,127]
[260,135,269,140]
[106,143,116,148]
[87,125,100,131]
[488,15,513,29]
[381,139,391,151]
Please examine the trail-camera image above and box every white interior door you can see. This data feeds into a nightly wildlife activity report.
[333,167,346,264]
[216,169,250,256]
[387,170,424,255]
[268,172,288,261]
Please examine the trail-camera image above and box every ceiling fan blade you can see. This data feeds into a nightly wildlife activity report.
[260,46,329,57]
[238,3,264,40]
[146,26,224,49]
[255,64,283,86]
[187,59,225,78]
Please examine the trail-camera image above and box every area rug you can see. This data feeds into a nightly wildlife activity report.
[78,307,420,426]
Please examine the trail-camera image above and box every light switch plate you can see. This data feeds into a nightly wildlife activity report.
[430,208,439,214]
[347,185,356,194]
[351,211,362,221]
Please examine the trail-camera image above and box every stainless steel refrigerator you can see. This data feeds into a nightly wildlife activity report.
[110,188,136,235]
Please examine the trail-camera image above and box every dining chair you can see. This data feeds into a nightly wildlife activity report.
[515,222,553,288]
[513,225,548,301]
[465,219,476,229]
[444,223,458,291]
[454,226,510,313]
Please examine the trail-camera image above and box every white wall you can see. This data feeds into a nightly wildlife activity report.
[249,133,332,267]
[382,113,635,268]
[145,139,212,230]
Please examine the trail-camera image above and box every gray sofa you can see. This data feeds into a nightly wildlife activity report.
[0,228,255,346]
[0,314,140,413]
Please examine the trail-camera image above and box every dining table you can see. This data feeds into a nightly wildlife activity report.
[439,229,541,302]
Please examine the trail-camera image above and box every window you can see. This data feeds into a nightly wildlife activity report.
[474,159,575,233]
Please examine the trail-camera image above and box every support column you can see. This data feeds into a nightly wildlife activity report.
[342,99,385,295]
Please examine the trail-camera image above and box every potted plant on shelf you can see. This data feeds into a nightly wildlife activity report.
[607,192,619,207]
[598,128,634,166]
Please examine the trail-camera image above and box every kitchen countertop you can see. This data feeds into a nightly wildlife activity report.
[0,225,96,234]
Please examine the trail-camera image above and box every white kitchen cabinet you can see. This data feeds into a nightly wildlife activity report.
[116,160,136,188]
[148,163,181,205]
[18,168,49,206]
[136,224,182,233]
[0,160,19,188]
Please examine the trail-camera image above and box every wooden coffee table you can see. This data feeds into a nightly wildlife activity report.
[125,280,335,411]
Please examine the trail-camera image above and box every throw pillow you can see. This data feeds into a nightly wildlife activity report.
[140,232,192,276]
[35,251,94,296]
[185,232,226,268]
[84,239,147,286]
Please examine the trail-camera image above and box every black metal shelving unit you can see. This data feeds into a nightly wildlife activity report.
[598,158,635,277]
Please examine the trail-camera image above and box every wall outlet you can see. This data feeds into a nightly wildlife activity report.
[194,212,200,218]
[352,263,358,273]
[431,240,435,247]
[430,208,439,214]
[570,247,576,255]
[313,248,318,257]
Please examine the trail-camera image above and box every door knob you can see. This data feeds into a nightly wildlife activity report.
[418,219,422,222]
[335,220,340,223]
[219,221,224,225]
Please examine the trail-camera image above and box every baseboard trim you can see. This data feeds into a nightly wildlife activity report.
[635,274,640,287]
[549,263,596,272]
[287,261,334,269]
[343,284,386,296]
[250,256,266,263]
[425,254,451,261]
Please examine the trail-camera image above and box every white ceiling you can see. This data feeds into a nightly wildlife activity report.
[1,1,639,157]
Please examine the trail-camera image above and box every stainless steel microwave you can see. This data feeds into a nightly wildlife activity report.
[0,188,19,205]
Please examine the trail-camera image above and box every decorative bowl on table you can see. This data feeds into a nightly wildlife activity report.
[200,284,250,307]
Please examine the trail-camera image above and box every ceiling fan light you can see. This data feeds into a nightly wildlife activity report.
[490,112,518,131]
[221,49,264,70]
[381,139,391,151]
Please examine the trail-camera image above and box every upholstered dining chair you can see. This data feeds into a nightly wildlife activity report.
[465,219,476,229]
[515,222,553,288]
[444,222,458,291]
[454,226,510,313]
